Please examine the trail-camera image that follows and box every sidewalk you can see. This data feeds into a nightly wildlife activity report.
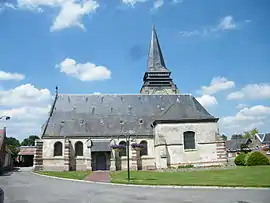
[84,171,111,183]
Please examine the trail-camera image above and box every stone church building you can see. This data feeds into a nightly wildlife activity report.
[34,27,227,171]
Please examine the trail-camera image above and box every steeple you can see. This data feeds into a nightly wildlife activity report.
[140,26,179,95]
[147,25,169,72]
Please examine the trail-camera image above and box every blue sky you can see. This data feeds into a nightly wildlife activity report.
[0,0,269,140]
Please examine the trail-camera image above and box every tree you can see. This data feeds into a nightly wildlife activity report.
[21,135,40,146]
[243,128,259,139]
[221,134,227,141]
[5,137,20,158]
[5,137,20,147]
[243,128,259,149]
[243,128,258,139]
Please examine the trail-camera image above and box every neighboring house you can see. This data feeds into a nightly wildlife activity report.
[226,136,252,158]
[0,128,13,173]
[18,146,36,167]
[3,147,13,171]
[255,133,270,154]
[33,27,227,172]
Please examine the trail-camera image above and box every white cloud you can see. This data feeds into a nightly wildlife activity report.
[3,3,17,10]
[196,94,218,107]
[179,15,241,37]
[50,0,99,31]
[200,76,235,95]
[220,105,270,135]
[11,0,99,31]
[236,104,249,109]
[57,58,111,81]
[0,84,51,107]
[172,0,184,4]
[217,16,236,31]
[151,0,164,11]
[227,83,270,100]
[0,70,25,81]
[121,0,148,6]
[0,84,52,141]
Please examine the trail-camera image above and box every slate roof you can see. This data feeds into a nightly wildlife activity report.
[256,133,270,144]
[42,94,217,137]
[147,26,169,72]
[225,138,252,152]
[263,133,270,144]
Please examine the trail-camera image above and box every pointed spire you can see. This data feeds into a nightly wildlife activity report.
[147,26,169,72]
[55,85,59,95]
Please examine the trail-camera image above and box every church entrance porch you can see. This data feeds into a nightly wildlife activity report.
[91,152,111,171]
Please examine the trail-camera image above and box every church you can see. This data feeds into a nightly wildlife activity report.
[33,27,227,171]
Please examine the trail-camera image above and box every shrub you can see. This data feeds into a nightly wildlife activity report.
[245,151,270,166]
[234,152,247,166]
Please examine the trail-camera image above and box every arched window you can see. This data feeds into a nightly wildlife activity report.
[140,140,148,156]
[75,141,83,156]
[54,141,63,156]
[183,131,195,150]
[119,141,126,157]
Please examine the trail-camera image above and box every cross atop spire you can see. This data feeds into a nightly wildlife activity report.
[147,25,169,72]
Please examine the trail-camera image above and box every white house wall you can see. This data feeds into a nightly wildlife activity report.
[154,122,226,168]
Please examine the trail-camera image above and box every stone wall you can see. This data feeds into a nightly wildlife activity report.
[154,122,227,168]
[33,140,43,171]
[112,138,156,170]
[42,138,92,171]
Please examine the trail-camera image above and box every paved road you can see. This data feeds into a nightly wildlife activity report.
[1,169,270,203]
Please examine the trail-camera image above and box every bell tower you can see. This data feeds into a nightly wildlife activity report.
[140,26,179,95]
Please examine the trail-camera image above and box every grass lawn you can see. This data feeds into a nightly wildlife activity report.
[36,171,91,180]
[111,166,270,187]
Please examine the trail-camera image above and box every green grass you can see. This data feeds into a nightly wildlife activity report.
[111,166,270,187]
[36,170,91,180]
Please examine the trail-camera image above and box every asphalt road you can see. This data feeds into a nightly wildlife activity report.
[1,169,270,203]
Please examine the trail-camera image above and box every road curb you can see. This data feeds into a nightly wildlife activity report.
[31,172,270,190]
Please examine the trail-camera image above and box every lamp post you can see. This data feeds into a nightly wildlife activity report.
[0,115,11,121]
[121,129,136,182]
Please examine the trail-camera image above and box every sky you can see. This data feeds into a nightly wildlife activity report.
[0,0,269,141]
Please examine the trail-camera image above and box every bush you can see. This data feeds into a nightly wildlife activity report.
[245,151,270,166]
[234,152,247,166]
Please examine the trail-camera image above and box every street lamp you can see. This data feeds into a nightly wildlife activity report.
[0,115,11,120]
[120,128,137,182]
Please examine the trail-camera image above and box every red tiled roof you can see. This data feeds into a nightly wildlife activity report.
[18,147,36,155]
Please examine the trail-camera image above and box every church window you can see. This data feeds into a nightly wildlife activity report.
[140,140,148,156]
[119,141,127,157]
[75,141,84,156]
[54,141,63,156]
[183,131,195,150]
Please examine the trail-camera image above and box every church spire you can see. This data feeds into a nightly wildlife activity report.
[140,26,179,95]
[147,25,169,72]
